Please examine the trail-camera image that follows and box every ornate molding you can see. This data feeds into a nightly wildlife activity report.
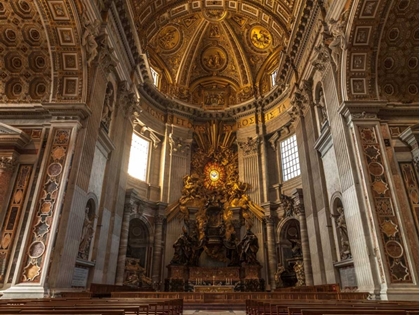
[310,43,330,73]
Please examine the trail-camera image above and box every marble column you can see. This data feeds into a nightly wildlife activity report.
[263,211,277,291]
[151,211,166,285]
[115,202,134,285]
[292,188,314,285]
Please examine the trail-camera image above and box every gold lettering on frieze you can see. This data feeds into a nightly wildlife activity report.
[236,101,289,129]
[142,104,166,122]
[172,115,193,129]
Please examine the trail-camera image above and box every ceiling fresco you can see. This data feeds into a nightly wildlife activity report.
[128,0,299,109]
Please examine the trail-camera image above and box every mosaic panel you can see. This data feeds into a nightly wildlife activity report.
[359,126,412,283]
[399,162,419,231]
[0,165,32,284]
[19,128,72,283]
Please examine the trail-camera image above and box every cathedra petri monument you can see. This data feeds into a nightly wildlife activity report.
[165,122,265,292]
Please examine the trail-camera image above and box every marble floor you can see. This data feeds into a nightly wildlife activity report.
[184,311,246,315]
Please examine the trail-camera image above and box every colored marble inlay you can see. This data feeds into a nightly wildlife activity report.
[19,128,71,283]
[359,126,412,283]
[0,165,32,284]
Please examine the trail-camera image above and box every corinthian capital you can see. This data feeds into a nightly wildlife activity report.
[238,136,260,156]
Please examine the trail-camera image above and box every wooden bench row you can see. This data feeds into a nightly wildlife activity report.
[274,283,340,293]
[0,297,183,315]
[110,290,370,301]
[245,299,419,315]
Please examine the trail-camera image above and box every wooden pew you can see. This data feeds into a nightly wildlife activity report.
[0,297,183,315]
[245,299,419,315]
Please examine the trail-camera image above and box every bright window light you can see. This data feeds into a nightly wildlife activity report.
[150,67,159,87]
[280,134,300,181]
[270,69,278,87]
[128,133,150,181]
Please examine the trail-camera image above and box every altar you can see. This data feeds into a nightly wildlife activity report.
[194,285,235,293]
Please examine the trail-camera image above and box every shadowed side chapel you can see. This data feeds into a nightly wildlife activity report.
[0,0,418,306]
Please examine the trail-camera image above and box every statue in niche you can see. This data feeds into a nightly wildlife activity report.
[169,228,193,266]
[101,84,114,130]
[289,238,303,258]
[238,229,260,265]
[333,206,352,260]
[78,206,95,260]
[316,88,328,125]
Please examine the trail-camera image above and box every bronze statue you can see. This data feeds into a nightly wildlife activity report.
[238,229,260,265]
[169,229,193,266]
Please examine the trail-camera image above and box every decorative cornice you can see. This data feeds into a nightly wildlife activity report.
[0,123,31,149]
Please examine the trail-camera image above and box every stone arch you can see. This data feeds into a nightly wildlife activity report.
[343,0,416,102]
[37,0,85,102]
[124,218,153,286]
[275,217,301,287]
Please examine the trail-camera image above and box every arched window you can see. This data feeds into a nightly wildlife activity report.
[280,134,301,181]
[128,133,150,182]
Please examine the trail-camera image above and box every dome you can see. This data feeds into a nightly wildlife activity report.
[129,0,297,110]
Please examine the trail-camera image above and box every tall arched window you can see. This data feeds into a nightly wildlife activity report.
[128,133,150,182]
[280,135,301,181]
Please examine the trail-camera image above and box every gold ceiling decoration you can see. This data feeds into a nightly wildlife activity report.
[129,0,292,109]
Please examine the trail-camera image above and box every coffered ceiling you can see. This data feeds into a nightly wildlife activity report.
[128,0,299,110]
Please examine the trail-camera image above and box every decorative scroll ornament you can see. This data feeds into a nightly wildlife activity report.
[310,43,330,72]
[280,194,294,219]
[238,137,260,156]
[0,156,17,171]
[268,131,280,151]
[288,87,307,121]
